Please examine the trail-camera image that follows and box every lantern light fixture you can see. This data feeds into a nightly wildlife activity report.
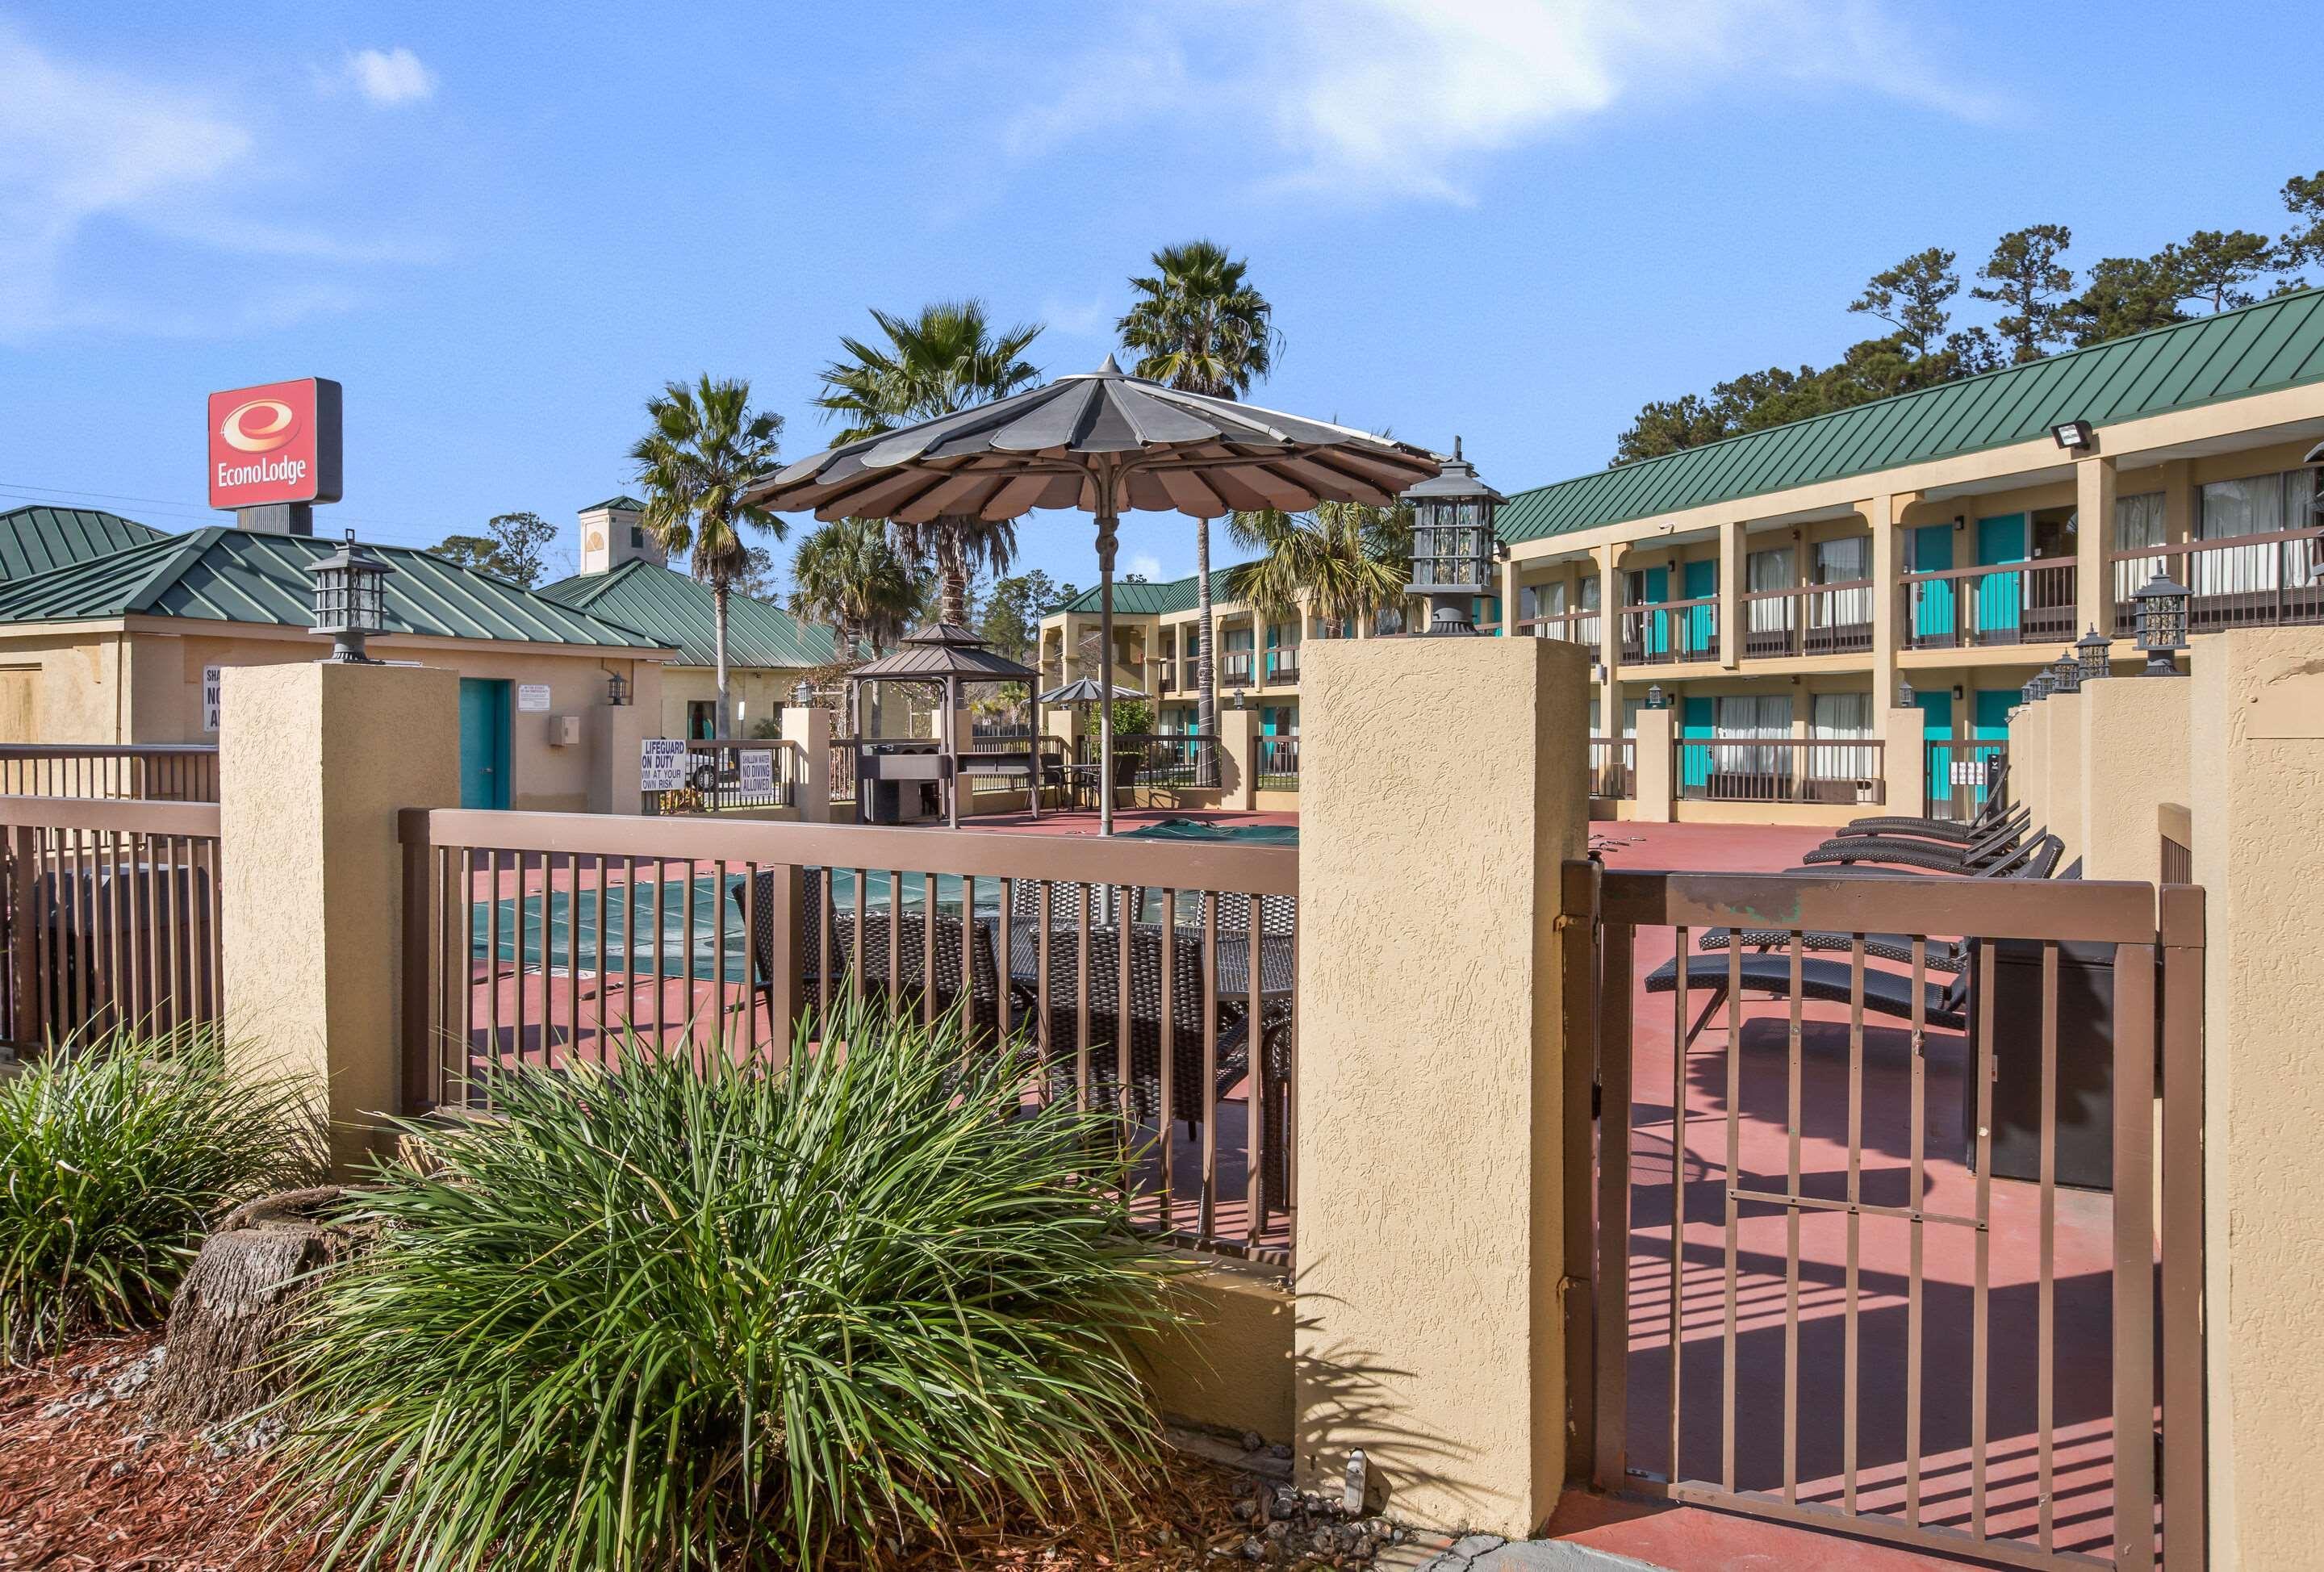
[2050,650,2082,696]
[2075,624,2113,685]
[606,670,632,707]
[2131,570,2190,675]
[1645,684,1668,710]
[1897,677,1914,707]
[1399,436,1505,635]
[792,679,815,708]
[308,529,394,663]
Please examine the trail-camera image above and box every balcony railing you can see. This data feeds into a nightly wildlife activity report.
[1220,652,1255,687]
[1588,736,1634,800]
[1674,737,1884,805]
[2108,527,2324,637]
[1619,597,1720,666]
[1900,561,2075,650]
[1264,648,1301,684]
[1739,581,1875,658]
[1256,735,1299,789]
[1516,609,1603,647]
[0,743,219,802]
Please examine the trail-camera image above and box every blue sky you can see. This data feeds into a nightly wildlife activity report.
[3,1,2318,596]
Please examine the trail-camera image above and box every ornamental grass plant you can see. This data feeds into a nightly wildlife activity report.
[278,996,1179,1570]
[0,1027,323,1362]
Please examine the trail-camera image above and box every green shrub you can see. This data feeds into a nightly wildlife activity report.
[0,1030,322,1361]
[280,998,1177,1570]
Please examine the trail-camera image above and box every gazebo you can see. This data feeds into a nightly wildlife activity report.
[843,622,1044,827]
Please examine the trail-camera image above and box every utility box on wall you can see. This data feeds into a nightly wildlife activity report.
[545,713,581,748]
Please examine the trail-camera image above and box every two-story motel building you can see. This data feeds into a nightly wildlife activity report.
[1042,291,2324,819]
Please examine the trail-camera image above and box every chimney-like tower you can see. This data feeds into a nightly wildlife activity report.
[576,496,666,575]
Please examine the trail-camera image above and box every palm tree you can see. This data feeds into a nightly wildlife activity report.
[630,375,785,738]
[788,516,918,658]
[814,301,1043,626]
[1225,501,1412,633]
[1117,241,1279,757]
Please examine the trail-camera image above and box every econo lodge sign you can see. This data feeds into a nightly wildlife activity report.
[207,378,343,509]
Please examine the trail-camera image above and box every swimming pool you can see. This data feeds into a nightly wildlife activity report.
[1119,817,1299,847]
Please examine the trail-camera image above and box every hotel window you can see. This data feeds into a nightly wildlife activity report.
[1812,537,1871,626]
[1809,691,1873,781]
[1714,692,1791,776]
[2198,468,2321,593]
[2113,492,2167,598]
[1520,579,1567,626]
[1746,546,1795,635]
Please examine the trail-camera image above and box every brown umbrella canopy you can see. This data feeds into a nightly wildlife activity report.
[747,357,1442,833]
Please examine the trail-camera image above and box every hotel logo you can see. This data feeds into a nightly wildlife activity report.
[207,378,343,510]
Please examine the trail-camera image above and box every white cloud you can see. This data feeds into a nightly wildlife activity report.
[1005,0,1983,203]
[1126,553,1164,581]
[341,46,435,107]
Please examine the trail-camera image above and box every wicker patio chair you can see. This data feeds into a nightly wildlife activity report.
[731,870,1005,1043]
[1795,831,2063,883]
[1799,813,2026,871]
[1645,950,1970,1045]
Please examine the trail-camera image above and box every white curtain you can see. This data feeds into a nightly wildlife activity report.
[1814,537,1872,628]
[2198,475,2303,596]
[1716,693,1791,776]
[1747,548,1795,634]
[1809,691,1873,781]
[2113,491,2167,600]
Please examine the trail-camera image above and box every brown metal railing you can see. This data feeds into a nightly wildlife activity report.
[1900,561,2076,650]
[1565,863,2203,1571]
[1924,738,2005,822]
[1589,736,1634,799]
[1220,652,1255,687]
[1073,733,1216,792]
[643,739,800,816]
[1739,581,1875,658]
[828,737,860,809]
[1256,736,1298,789]
[2159,801,2192,886]
[1674,738,1883,805]
[0,794,223,1054]
[2109,526,2324,637]
[1264,647,1300,684]
[397,810,1297,1261]
[1517,608,1604,647]
[1620,597,1720,665]
[0,744,219,802]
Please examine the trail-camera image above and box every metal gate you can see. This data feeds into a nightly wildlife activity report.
[1561,862,2205,1570]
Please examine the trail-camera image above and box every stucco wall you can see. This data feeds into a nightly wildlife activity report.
[1126,1258,1295,1442]
[2188,629,2324,1572]
[2076,678,2189,885]
[1294,635,1586,1536]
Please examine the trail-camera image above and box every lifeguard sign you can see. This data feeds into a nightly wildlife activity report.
[207,378,343,513]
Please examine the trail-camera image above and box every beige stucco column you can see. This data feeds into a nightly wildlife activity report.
[219,662,460,1175]
[1595,543,1621,730]
[2076,676,2189,884]
[2075,455,2117,640]
[1631,703,1676,822]
[1882,704,1926,816]
[1866,495,1900,721]
[586,683,655,814]
[782,704,830,822]
[2042,690,2084,862]
[2188,629,2324,1571]
[2008,698,2050,839]
[1217,706,1260,811]
[1718,521,1743,670]
[1296,633,1588,1536]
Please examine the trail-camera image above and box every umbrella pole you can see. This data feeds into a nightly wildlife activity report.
[1096,501,1118,837]
[944,674,959,830]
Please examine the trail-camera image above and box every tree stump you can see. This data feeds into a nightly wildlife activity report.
[146,1186,366,1428]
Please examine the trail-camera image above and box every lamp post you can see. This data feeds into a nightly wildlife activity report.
[2075,624,2112,686]
[2131,571,2190,675]
[792,679,814,708]
[1400,437,1505,635]
[308,529,393,663]
[1645,684,1668,710]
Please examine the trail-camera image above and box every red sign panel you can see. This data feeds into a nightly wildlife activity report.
[207,378,342,509]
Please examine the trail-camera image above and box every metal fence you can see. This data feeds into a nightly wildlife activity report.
[0,744,219,802]
[1924,738,2006,822]
[0,794,224,1053]
[2109,527,2324,637]
[2160,801,2192,885]
[1256,736,1299,791]
[1589,736,1635,800]
[1565,863,2204,1570]
[1900,562,2077,650]
[396,811,1298,1261]
[642,740,799,816]
[1674,738,1883,805]
[1075,733,1218,792]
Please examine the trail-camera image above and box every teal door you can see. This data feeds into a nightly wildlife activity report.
[1681,558,1717,658]
[1641,567,1670,657]
[1912,524,1955,641]
[1976,514,2028,638]
[1914,690,1954,814]
[1680,696,1714,789]
[458,679,510,809]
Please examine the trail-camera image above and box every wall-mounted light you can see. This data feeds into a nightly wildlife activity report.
[2051,419,2095,451]
[1952,684,1965,701]
[1897,678,1914,707]
[1645,684,1668,710]
[605,670,632,707]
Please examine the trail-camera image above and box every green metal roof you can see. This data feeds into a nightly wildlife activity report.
[1057,563,1248,616]
[538,560,840,668]
[0,506,169,582]
[1500,288,2324,545]
[579,495,645,512]
[0,527,670,649]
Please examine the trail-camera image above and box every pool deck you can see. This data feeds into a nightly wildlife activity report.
[967,806,1302,837]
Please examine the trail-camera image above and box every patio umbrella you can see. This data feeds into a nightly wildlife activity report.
[746,356,1441,832]
[1038,676,1145,705]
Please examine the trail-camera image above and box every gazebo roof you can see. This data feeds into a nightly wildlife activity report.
[850,621,1039,683]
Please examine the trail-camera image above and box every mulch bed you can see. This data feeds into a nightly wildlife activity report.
[1,1335,1352,1570]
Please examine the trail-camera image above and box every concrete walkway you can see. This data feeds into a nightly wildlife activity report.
[1388,1532,1667,1571]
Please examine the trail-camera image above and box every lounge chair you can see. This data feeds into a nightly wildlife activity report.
[1698,928,1969,972]
[1645,949,1969,1044]
[1799,813,2025,871]
[1834,762,2011,842]
[1792,831,2063,882]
